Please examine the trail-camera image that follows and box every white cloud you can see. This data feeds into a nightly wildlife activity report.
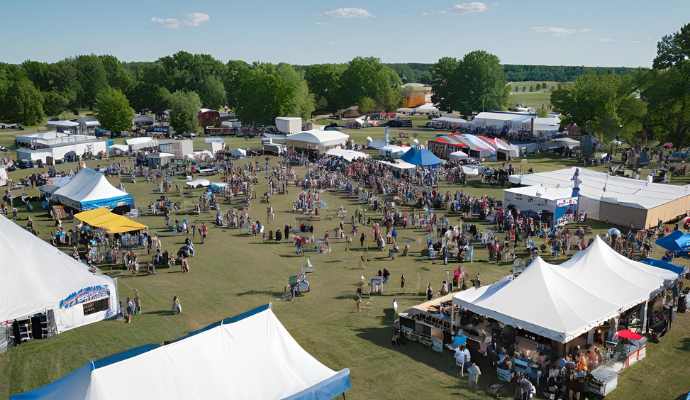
[322,7,373,18]
[423,2,487,17]
[450,2,488,15]
[151,17,180,29]
[152,12,210,29]
[599,37,615,43]
[184,12,210,27]
[530,26,590,37]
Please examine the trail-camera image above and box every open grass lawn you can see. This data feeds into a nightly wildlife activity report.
[508,91,552,110]
[1,127,689,399]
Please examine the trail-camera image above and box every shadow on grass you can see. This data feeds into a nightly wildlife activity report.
[676,337,690,352]
[236,289,284,298]
[143,310,175,316]
[355,324,509,399]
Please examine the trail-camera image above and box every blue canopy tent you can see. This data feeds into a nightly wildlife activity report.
[655,230,690,253]
[640,258,688,277]
[400,147,442,168]
[12,304,351,400]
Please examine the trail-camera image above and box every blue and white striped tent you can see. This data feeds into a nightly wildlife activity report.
[52,168,133,211]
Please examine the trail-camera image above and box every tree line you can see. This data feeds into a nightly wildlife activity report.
[0,54,405,132]
[0,24,685,144]
[551,23,689,145]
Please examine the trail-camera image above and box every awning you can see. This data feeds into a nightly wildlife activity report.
[75,208,147,234]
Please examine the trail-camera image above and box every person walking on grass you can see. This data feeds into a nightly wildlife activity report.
[200,222,208,244]
[467,362,481,389]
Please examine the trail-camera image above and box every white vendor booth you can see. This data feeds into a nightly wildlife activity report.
[504,185,578,225]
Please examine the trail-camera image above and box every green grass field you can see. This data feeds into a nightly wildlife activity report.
[506,81,569,111]
[1,127,689,400]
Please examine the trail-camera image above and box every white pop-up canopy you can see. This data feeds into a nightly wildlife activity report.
[0,215,118,336]
[52,168,134,210]
[326,148,369,162]
[126,137,158,151]
[12,305,351,400]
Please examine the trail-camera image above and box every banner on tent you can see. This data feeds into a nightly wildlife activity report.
[59,285,111,309]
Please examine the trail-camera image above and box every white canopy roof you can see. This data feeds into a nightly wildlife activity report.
[14,305,351,400]
[414,103,439,114]
[454,257,621,343]
[16,131,68,144]
[0,215,117,333]
[109,144,129,153]
[378,144,410,158]
[448,150,469,160]
[126,137,158,151]
[185,179,210,188]
[553,236,676,310]
[52,168,131,210]
[326,148,369,162]
[473,112,532,122]
[504,185,575,201]
[533,116,561,132]
[433,116,467,124]
[509,167,690,209]
[454,237,676,343]
[286,129,349,146]
[48,120,80,128]
[378,159,416,170]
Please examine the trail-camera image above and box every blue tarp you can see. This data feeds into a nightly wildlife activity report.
[640,258,687,277]
[400,147,442,167]
[655,230,690,252]
[283,369,352,400]
[80,194,134,211]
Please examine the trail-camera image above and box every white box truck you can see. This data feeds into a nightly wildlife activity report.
[275,117,302,134]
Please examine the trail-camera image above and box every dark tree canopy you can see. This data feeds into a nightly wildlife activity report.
[169,90,202,134]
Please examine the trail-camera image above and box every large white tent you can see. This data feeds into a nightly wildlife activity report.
[509,167,690,228]
[52,168,134,211]
[553,236,676,310]
[472,112,532,133]
[12,305,351,400]
[454,237,676,343]
[0,215,118,342]
[286,129,349,153]
[454,257,620,343]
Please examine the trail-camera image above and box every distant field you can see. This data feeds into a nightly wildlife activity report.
[507,81,571,110]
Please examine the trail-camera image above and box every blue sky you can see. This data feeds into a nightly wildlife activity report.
[1,0,686,66]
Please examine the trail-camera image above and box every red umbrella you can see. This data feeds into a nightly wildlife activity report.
[615,329,643,341]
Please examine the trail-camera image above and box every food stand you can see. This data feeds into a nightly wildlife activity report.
[396,293,456,350]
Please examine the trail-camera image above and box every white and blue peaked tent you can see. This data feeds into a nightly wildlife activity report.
[12,304,351,400]
[52,168,133,211]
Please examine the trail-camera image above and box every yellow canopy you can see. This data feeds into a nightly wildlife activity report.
[75,208,147,234]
